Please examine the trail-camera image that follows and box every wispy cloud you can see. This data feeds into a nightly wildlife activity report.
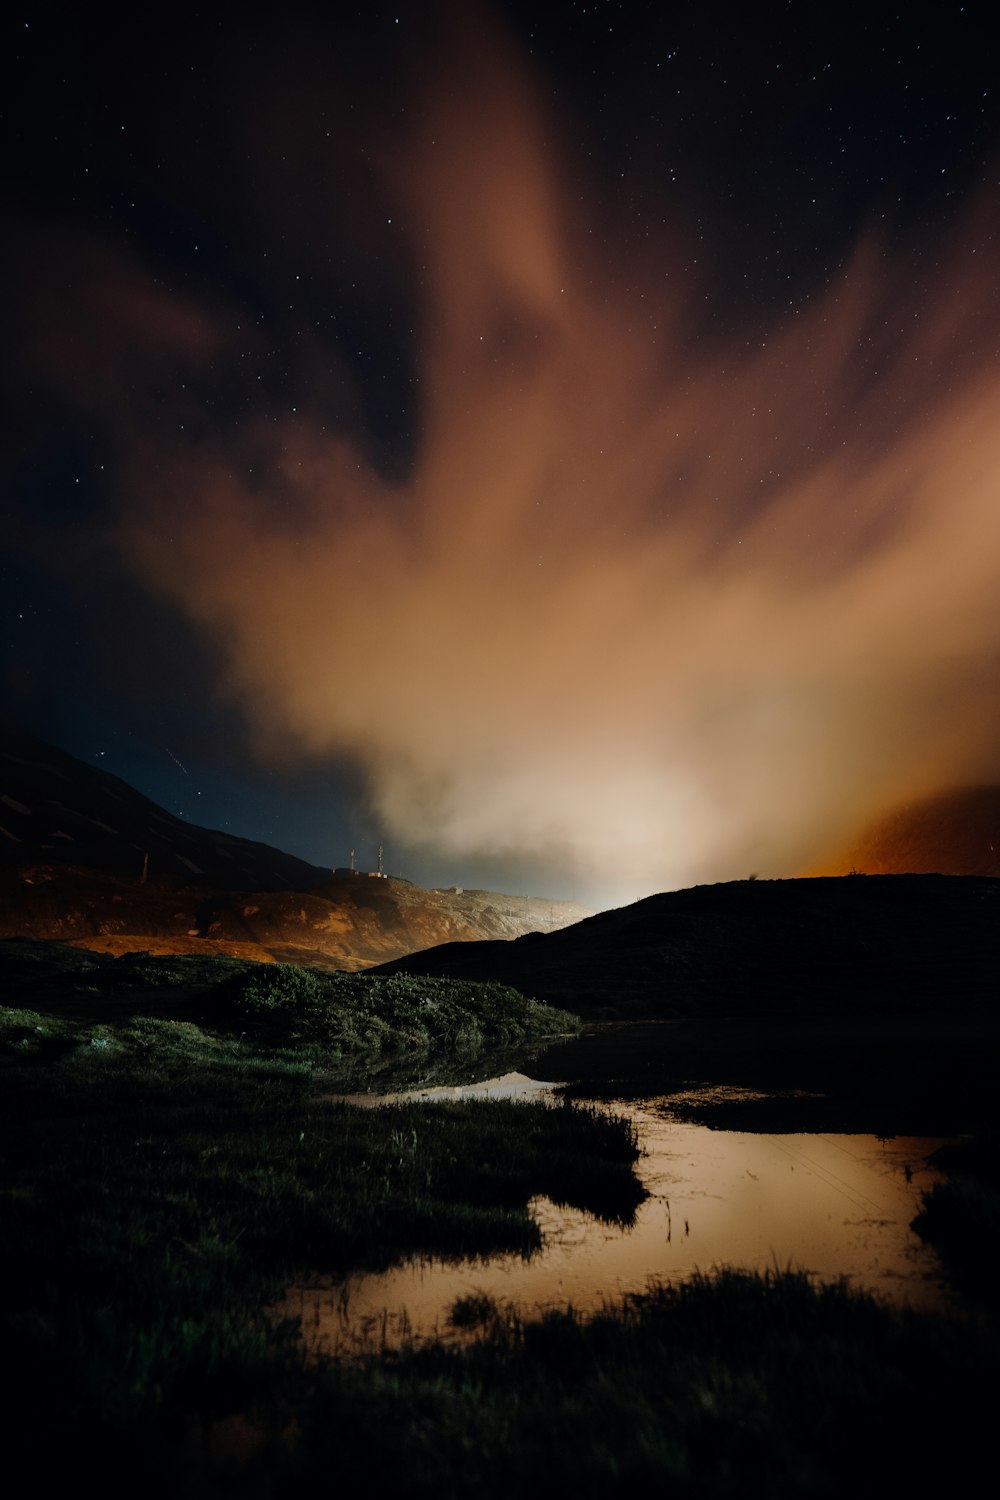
[21,7,1000,903]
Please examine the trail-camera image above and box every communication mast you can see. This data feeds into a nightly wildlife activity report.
[377,841,384,877]
[350,848,355,873]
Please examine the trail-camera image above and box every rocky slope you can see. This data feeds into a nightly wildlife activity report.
[0,729,590,967]
[0,863,590,968]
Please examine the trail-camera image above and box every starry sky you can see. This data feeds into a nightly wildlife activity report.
[4,0,1000,906]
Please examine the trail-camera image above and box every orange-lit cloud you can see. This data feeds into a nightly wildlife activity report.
[26,11,1000,904]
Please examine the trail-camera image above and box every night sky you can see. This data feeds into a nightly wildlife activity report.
[4,1,1000,906]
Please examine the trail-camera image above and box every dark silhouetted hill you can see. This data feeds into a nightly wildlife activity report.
[0,726,328,889]
[375,874,1000,1018]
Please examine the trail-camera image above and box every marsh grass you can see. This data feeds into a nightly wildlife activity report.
[0,951,640,1492]
[207,1272,997,1497]
[0,938,580,1055]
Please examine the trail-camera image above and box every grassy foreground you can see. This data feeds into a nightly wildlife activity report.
[2,941,996,1496]
[0,945,642,1490]
[289,1272,994,1498]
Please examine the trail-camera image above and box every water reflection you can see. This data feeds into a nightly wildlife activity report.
[283,1083,949,1354]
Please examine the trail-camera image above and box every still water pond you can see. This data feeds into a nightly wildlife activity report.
[283,1072,950,1354]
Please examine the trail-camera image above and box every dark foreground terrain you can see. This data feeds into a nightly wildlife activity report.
[3,926,1000,1496]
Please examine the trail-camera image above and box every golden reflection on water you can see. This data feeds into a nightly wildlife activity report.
[281,1085,950,1355]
